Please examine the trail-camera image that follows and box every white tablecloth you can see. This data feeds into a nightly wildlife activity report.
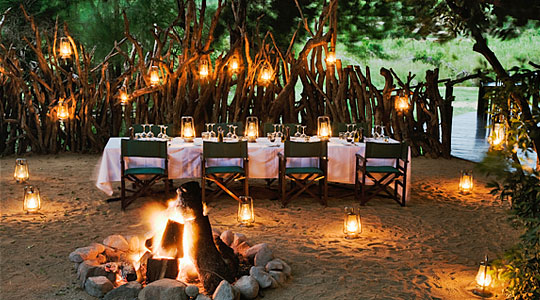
[95,137,411,201]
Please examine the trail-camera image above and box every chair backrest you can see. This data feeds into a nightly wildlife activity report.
[121,139,167,158]
[263,123,300,135]
[365,142,408,159]
[213,122,244,135]
[332,122,368,137]
[132,124,175,137]
[203,141,248,158]
[284,141,327,158]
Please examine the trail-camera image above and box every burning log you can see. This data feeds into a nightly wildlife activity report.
[146,257,179,283]
[178,181,238,294]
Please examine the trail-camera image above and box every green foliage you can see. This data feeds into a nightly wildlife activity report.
[487,166,540,300]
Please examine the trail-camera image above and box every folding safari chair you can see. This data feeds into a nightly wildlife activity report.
[201,141,249,202]
[354,142,409,206]
[120,139,169,210]
[278,141,328,207]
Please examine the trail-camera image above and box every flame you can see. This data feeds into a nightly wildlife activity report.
[25,195,39,211]
[475,266,492,287]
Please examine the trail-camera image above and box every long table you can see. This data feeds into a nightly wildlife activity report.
[95,137,411,201]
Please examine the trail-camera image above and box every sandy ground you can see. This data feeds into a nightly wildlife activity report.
[0,154,519,300]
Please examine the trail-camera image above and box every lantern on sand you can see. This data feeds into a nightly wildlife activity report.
[245,116,259,142]
[59,37,72,59]
[14,158,29,183]
[181,116,195,142]
[317,116,331,140]
[343,207,361,239]
[458,170,474,194]
[472,255,493,298]
[57,98,69,121]
[23,185,41,213]
[237,196,255,226]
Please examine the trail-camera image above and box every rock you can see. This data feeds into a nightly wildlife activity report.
[233,242,251,257]
[104,281,142,300]
[104,235,130,251]
[212,280,239,300]
[234,275,259,299]
[138,278,187,300]
[85,276,114,298]
[232,233,247,246]
[249,266,273,289]
[104,246,127,262]
[126,236,140,252]
[185,285,199,298]
[220,230,234,247]
[265,259,283,272]
[272,258,291,278]
[195,294,212,300]
[78,261,114,288]
[69,243,105,262]
[269,270,287,286]
[254,245,274,267]
[244,243,269,260]
[269,276,279,288]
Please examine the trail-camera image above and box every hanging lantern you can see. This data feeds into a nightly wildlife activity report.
[237,196,255,226]
[258,61,273,85]
[181,116,195,142]
[229,54,240,74]
[14,158,30,183]
[489,121,506,150]
[343,207,362,239]
[59,37,72,59]
[119,86,129,106]
[395,91,409,111]
[325,46,336,65]
[317,116,331,140]
[148,66,161,86]
[472,255,493,298]
[245,116,259,143]
[458,170,474,194]
[199,58,210,78]
[23,185,41,213]
[57,98,69,121]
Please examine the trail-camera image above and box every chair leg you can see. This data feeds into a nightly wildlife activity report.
[201,176,206,204]
[322,177,328,206]
[121,177,126,211]
[280,174,287,207]
[244,177,249,196]
[165,177,170,196]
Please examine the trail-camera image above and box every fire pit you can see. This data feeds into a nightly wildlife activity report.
[69,181,291,299]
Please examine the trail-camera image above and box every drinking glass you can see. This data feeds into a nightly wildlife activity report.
[301,126,307,138]
[275,124,283,138]
[294,125,301,137]
[163,125,169,139]
[380,126,386,138]
[210,123,216,138]
[267,132,275,143]
[373,125,381,139]
[147,124,155,138]
[140,124,148,138]
[157,125,164,138]
[232,125,239,140]
[226,125,233,139]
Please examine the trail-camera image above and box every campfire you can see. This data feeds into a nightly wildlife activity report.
[69,181,291,299]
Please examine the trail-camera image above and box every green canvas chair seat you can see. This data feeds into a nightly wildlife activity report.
[121,139,169,210]
[202,141,249,202]
[355,141,408,206]
[278,141,328,207]
[206,166,245,174]
[124,167,165,176]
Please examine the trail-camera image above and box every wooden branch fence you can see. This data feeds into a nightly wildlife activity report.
[1,0,468,158]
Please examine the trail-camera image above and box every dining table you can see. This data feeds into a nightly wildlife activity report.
[95,137,411,201]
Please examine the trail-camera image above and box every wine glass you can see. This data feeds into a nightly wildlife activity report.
[232,125,238,140]
[140,124,148,138]
[275,124,283,138]
[163,125,169,139]
[147,124,155,138]
[301,126,308,139]
[267,132,275,143]
[346,124,352,140]
[210,123,216,138]
[294,125,301,137]
[226,125,233,139]
[157,125,164,138]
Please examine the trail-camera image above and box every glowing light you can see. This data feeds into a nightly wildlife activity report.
[199,59,210,78]
[57,98,69,121]
[23,185,41,213]
[343,207,361,239]
[326,50,336,65]
[59,37,72,59]
[489,122,505,150]
[317,116,331,140]
[149,66,161,86]
[475,265,492,287]
[237,196,255,226]
[14,158,29,183]
[245,116,259,142]
[119,89,129,105]
[396,93,409,111]
[258,62,273,85]
[459,170,473,194]
[181,116,195,142]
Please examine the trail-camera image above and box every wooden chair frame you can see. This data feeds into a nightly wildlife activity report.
[201,141,249,203]
[354,142,408,206]
[278,141,328,207]
[120,139,169,210]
